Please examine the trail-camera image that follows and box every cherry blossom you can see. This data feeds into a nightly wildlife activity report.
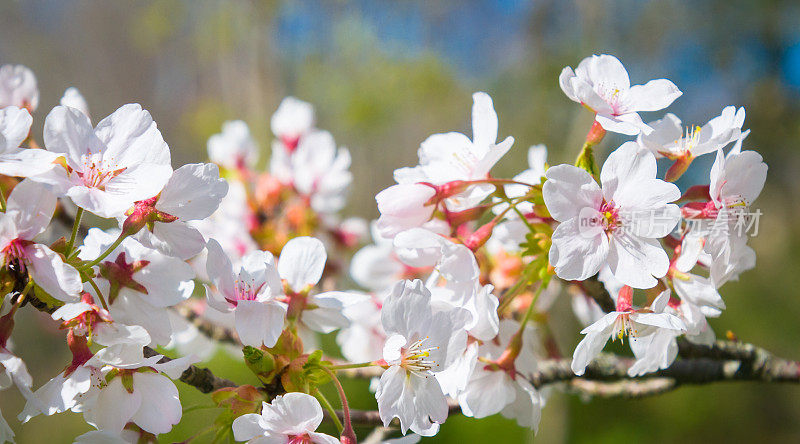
[376,280,468,436]
[270,96,315,150]
[78,346,198,435]
[637,107,746,180]
[35,104,173,218]
[543,141,681,288]
[559,54,681,135]
[208,120,259,171]
[232,392,339,444]
[456,320,542,431]
[571,287,685,376]
[0,64,38,111]
[127,162,229,260]
[290,130,353,214]
[79,228,195,345]
[205,239,287,348]
[0,180,82,302]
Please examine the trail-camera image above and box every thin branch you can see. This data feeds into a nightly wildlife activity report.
[143,346,237,393]
[574,274,616,312]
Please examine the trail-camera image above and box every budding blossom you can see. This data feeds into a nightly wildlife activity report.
[0,64,38,111]
[34,104,173,218]
[232,392,339,444]
[543,142,681,288]
[0,180,82,302]
[559,54,681,135]
[376,280,468,436]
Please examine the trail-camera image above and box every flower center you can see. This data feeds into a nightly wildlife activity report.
[612,313,637,342]
[288,434,312,444]
[400,336,439,375]
[76,152,126,190]
[230,277,265,304]
[1,238,30,270]
[599,201,620,233]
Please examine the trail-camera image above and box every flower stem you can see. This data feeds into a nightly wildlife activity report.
[518,282,546,330]
[87,277,109,311]
[80,231,127,270]
[0,184,6,213]
[328,361,377,371]
[66,207,84,255]
[319,365,357,443]
[314,389,343,433]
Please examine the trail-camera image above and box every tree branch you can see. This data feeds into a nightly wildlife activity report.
[143,346,237,393]
[574,274,616,312]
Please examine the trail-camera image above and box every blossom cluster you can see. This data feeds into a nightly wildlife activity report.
[0,53,768,443]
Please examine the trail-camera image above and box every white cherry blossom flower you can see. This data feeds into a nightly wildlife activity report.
[0,64,38,111]
[391,92,513,212]
[270,96,315,149]
[543,141,681,288]
[79,229,195,345]
[128,162,229,260]
[290,130,353,214]
[79,346,198,435]
[637,107,746,181]
[0,179,82,302]
[205,239,287,348]
[232,392,338,444]
[638,107,745,160]
[376,279,468,436]
[703,144,767,283]
[571,288,685,376]
[35,104,173,218]
[456,320,542,431]
[277,236,366,334]
[559,54,681,135]
[207,120,258,170]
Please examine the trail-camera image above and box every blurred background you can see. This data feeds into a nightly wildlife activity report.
[2,0,800,442]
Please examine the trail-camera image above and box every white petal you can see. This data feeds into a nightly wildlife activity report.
[278,236,327,291]
[543,165,602,222]
[130,372,182,434]
[157,163,228,220]
[26,244,81,302]
[235,300,287,348]
[627,79,682,112]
